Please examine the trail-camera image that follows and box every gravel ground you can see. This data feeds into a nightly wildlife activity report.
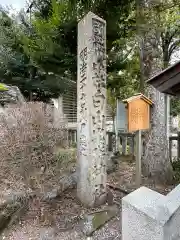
[1,189,122,240]
[1,158,174,240]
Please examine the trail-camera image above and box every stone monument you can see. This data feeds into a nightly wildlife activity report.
[77,12,107,207]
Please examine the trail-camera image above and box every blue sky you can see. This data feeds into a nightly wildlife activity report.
[0,0,26,11]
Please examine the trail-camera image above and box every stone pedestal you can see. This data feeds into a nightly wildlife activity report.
[122,185,180,240]
[77,12,107,207]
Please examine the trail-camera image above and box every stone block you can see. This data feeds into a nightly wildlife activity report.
[122,185,180,240]
[80,205,119,236]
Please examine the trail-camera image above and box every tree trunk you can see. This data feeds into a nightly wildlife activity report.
[137,0,173,182]
[136,0,145,94]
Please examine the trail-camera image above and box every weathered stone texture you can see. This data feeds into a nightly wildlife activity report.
[77,12,107,207]
[122,185,180,240]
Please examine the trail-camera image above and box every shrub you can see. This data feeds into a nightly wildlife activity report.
[0,102,68,191]
[171,160,180,183]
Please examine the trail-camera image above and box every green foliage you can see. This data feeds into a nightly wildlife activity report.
[155,2,180,117]
[0,7,69,101]
[0,0,137,102]
[159,4,180,67]
[171,160,180,183]
[22,0,136,82]
[136,0,180,93]
[0,83,8,91]
[0,0,179,105]
[170,97,180,117]
[22,0,74,76]
[56,148,76,170]
[107,48,140,99]
[107,88,116,121]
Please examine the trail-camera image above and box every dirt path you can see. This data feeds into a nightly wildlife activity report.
[2,189,122,240]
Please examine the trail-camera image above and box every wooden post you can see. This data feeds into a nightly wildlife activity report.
[135,129,142,187]
[178,132,180,159]
[107,132,113,152]
[115,133,120,152]
[73,130,76,144]
[129,137,134,156]
[122,136,127,155]
[75,130,77,143]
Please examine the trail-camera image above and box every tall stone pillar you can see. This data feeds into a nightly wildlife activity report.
[77,12,107,207]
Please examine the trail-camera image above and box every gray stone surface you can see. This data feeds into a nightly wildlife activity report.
[77,12,107,206]
[43,189,59,201]
[60,172,78,189]
[40,228,57,240]
[0,191,28,232]
[107,152,118,174]
[122,185,180,240]
[42,163,117,202]
[80,205,119,236]
[0,83,25,104]
[43,173,78,202]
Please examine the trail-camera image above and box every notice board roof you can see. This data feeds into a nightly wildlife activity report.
[147,61,180,96]
[123,93,153,106]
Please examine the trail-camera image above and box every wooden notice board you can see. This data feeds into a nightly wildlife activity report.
[123,94,153,132]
